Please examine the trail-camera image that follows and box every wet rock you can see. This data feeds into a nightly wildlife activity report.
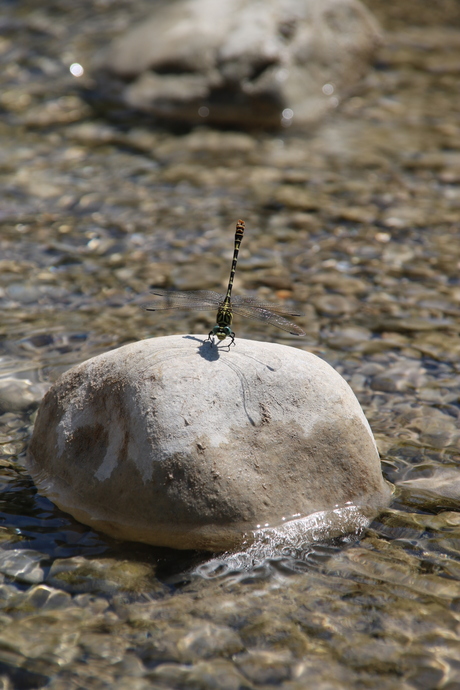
[399,468,460,503]
[112,654,146,679]
[177,623,243,662]
[22,585,72,611]
[95,0,382,128]
[147,659,246,689]
[80,632,127,663]
[0,609,83,681]
[235,649,293,684]
[28,335,391,550]
[312,293,359,316]
[0,549,46,585]
[274,186,322,210]
[19,96,91,128]
[370,361,427,393]
[337,637,403,672]
[46,556,158,596]
[198,504,376,573]
[325,326,372,350]
[394,404,460,449]
[187,659,249,689]
[309,272,369,295]
[0,583,20,611]
[170,260,225,290]
[0,378,47,413]
[0,662,51,690]
[146,662,191,686]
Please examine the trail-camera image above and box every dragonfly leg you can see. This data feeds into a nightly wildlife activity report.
[205,326,235,348]
[220,331,236,351]
[205,330,216,346]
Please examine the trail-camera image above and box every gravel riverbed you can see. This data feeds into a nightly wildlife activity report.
[1,1,460,687]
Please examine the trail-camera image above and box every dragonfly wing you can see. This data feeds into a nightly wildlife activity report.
[231,303,305,335]
[143,289,223,312]
[231,295,303,317]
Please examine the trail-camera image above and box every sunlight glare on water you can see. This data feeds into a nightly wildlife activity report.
[69,62,84,77]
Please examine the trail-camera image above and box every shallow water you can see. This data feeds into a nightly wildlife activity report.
[1,0,460,687]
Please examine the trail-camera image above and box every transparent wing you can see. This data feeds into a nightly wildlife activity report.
[231,295,303,317]
[143,289,223,312]
[142,289,305,334]
[230,302,306,336]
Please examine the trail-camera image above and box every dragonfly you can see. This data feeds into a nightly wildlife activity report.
[144,219,305,346]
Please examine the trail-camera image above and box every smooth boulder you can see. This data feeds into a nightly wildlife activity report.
[27,335,391,550]
[94,0,382,128]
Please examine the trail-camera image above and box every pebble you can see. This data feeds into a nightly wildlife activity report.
[22,585,72,610]
[176,623,243,662]
[325,326,372,350]
[0,378,46,413]
[148,659,248,690]
[47,556,157,596]
[312,294,359,316]
[399,468,460,502]
[370,362,427,393]
[19,96,91,127]
[234,649,293,684]
[0,549,46,584]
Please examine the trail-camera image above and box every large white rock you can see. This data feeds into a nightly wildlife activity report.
[95,0,382,128]
[27,336,391,550]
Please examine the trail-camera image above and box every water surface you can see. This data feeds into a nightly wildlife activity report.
[1,1,460,687]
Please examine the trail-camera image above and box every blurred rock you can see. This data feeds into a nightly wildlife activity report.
[0,378,47,413]
[235,649,293,684]
[95,0,382,128]
[0,549,46,585]
[22,585,72,611]
[399,467,460,507]
[312,293,359,316]
[27,335,391,550]
[19,96,91,128]
[177,623,243,662]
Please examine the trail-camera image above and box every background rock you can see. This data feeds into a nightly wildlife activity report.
[0,378,48,413]
[95,0,382,128]
[27,335,391,550]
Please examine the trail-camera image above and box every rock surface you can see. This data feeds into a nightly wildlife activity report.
[27,335,391,550]
[95,0,382,128]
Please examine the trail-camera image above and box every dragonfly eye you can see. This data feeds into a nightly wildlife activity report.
[212,326,233,340]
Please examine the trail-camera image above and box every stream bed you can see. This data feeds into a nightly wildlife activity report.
[1,1,460,688]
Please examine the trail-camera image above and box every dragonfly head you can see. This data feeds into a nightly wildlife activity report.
[212,325,234,341]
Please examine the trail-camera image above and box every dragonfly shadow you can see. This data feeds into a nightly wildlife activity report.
[183,335,231,361]
[182,336,256,425]
[143,336,283,427]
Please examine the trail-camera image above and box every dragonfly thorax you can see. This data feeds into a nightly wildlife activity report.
[213,304,234,341]
[216,303,232,326]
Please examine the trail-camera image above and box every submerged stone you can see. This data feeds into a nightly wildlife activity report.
[27,335,391,550]
[94,0,382,129]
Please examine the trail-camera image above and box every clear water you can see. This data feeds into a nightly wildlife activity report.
[1,0,460,687]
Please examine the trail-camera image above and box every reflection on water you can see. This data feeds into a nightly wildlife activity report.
[1,0,460,686]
